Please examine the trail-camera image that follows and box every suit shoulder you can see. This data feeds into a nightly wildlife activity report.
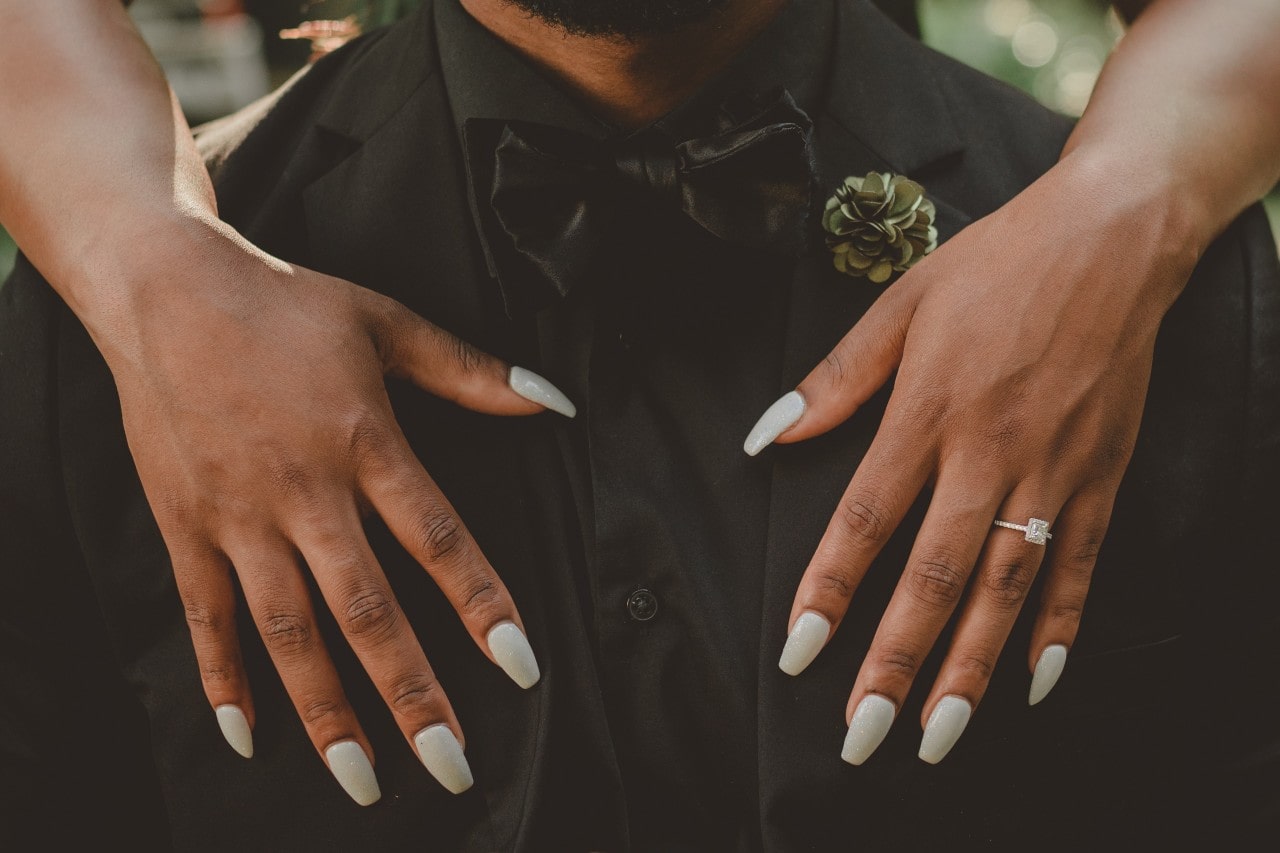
[193,10,439,220]
[923,44,1076,214]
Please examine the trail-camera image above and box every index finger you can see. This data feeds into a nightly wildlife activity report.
[777,420,934,676]
[361,433,540,691]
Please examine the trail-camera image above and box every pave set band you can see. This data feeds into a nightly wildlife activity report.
[992,517,1052,546]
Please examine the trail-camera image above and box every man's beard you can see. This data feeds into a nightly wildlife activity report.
[504,0,730,37]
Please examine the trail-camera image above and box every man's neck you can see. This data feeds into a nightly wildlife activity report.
[459,0,790,129]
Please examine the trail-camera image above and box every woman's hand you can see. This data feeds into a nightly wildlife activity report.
[745,150,1202,764]
[92,219,574,804]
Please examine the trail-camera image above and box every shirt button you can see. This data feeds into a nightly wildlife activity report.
[626,588,658,622]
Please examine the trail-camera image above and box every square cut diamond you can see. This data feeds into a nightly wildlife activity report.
[1025,518,1050,545]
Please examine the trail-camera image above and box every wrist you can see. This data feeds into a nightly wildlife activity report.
[1054,144,1207,308]
[68,211,279,361]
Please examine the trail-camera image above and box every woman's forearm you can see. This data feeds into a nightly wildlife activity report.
[0,0,217,319]
[1066,0,1280,253]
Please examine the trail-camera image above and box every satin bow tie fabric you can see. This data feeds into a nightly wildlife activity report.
[464,91,816,316]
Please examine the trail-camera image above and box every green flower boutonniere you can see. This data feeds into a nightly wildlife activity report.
[822,172,938,283]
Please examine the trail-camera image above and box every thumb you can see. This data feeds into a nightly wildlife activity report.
[743,281,915,455]
[374,298,576,418]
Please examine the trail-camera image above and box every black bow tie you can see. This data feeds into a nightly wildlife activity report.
[464,91,815,317]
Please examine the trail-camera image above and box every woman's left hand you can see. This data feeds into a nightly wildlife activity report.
[745,150,1201,764]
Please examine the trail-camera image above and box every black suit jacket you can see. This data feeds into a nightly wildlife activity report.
[3,1,1279,849]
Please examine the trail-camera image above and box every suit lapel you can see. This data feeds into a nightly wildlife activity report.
[756,0,973,841]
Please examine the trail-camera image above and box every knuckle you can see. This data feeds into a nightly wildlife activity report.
[1047,600,1084,628]
[982,557,1036,607]
[978,409,1027,457]
[200,659,239,685]
[388,673,442,715]
[838,493,890,549]
[340,585,400,640]
[184,601,224,634]
[874,646,921,679]
[952,652,995,682]
[822,347,849,393]
[812,569,855,600]
[410,507,468,564]
[458,574,502,617]
[448,334,487,374]
[1065,535,1105,572]
[259,610,313,655]
[300,697,346,728]
[908,552,969,608]
[343,411,393,466]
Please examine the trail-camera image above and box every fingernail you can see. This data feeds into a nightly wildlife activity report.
[509,366,576,418]
[841,694,896,765]
[487,621,541,689]
[1029,644,1069,706]
[778,612,831,676]
[414,724,474,794]
[918,695,973,765]
[743,391,805,456]
[215,704,253,759]
[325,740,381,806]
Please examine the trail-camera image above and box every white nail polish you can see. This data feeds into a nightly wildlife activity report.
[509,366,576,418]
[325,740,381,806]
[487,622,541,689]
[918,695,973,765]
[743,391,805,456]
[215,704,253,759]
[414,725,474,794]
[778,612,831,676]
[1029,644,1069,706]
[841,694,896,765]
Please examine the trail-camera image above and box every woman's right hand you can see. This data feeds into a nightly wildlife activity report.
[88,217,574,805]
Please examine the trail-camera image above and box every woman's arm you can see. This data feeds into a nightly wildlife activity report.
[1073,0,1280,259]
[0,0,567,804]
[762,0,1280,763]
[0,0,216,321]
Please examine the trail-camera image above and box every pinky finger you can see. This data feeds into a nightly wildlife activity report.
[173,542,255,758]
[1026,486,1118,705]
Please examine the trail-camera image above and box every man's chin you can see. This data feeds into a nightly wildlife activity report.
[504,0,730,37]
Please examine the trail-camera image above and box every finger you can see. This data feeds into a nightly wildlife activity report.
[362,437,540,691]
[229,538,381,806]
[170,538,255,759]
[839,470,1002,766]
[777,421,933,677]
[920,488,1061,762]
[371,297,574,418]
[1026,485,1117,705]
[743,278,917,455]
[292,504,474,794]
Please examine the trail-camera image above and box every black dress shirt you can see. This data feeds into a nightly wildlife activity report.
[438,1,833,844]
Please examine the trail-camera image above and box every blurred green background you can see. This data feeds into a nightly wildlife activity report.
[0,0,1277,280]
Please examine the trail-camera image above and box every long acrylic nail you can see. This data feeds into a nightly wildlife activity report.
[1029,644,1068,706]
[215,704,253,759]
[918,695,973,764]
[743,391,805,456]
[509,366,576,418]
[778,612,831,676]
[325,740,381,806]
[414,725,474,794]
[487,622,541,689]
[841,694,896,765]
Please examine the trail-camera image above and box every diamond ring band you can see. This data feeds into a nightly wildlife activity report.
[993,517,1052,546]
